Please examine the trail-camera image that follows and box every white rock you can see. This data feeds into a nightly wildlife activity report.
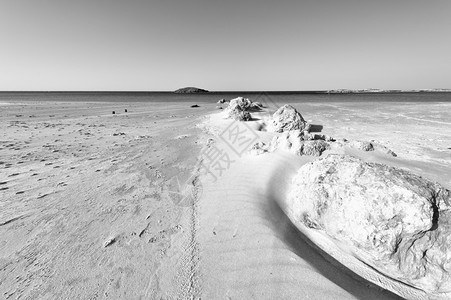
[270,104,308,133]
[288,154,451,293]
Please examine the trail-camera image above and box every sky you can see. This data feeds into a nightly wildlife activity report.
[0,0,450,91]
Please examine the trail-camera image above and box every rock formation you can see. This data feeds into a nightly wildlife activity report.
[348,140,397,156]
[225,104,251,121]
[350,140,374,151]
[288,154,451,293]
[174,87,209,93]
[228,97,252,110]
[224,97,253,121]
[268,130,330,156]
[249,141,268,156]
[270,104,309,132]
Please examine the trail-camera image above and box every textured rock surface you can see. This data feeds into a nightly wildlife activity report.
[350,140,374,151]
[270,104,308,132]
[346,140,397,156]
[300,141,330,156]
[268,130,330,156]
[228,97,252,110]
[288,154,451,293]
[249,141,268,155]
[225,106,251,121]
[225,97,252,121]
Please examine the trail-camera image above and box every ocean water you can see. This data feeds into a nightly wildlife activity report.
[1,91,450,104]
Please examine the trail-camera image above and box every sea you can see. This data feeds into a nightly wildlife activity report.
[1,91,451,105]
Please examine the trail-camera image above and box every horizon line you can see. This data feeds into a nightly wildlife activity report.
[1,88,451,93]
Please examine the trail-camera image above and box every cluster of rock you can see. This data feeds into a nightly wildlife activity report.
[288,154,451,294]
[219,97,397,158]
[249,104,397,157]
[218,96,449,295]
[216,96,451,295]
[252,130,333,157]
[225,97,252,121]
[220,97,264,121]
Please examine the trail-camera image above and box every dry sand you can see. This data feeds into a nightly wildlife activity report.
[0,100,210,299]
[1,98,450,299]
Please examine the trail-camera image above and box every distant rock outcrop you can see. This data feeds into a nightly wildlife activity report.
[288,154,451,293]
[174,87,209,93]
[270,104,309,133]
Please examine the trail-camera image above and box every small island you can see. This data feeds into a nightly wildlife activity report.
[174,87,209,93]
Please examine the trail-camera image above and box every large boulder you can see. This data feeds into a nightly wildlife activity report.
[270,104,308,132]
[287,154,451,293]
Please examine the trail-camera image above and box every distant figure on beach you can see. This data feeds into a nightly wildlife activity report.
[112,111,115,114]
[125,109,127,113]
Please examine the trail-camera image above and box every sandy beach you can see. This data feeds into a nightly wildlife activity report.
[1,97,450,299]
